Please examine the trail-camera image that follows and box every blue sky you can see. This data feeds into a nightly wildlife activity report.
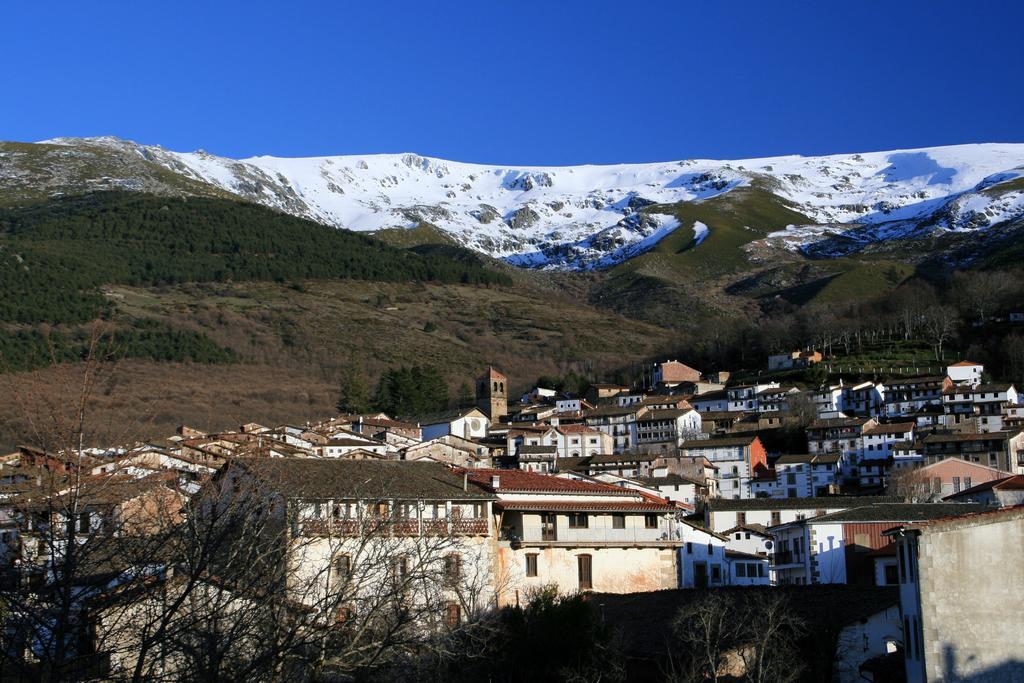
[2,1,1022,165]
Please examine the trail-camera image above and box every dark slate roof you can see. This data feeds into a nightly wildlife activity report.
[229,458,494,501]
[635,474,705,487]
[681,436,758,449]
[584,404,646,418]
[706,495,899,512]
[721,523,770,536]
[808,417,871,430]
[517,445,557,455]
[808,502,987,523]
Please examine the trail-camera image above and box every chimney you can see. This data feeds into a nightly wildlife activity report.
[491,474,501,489]
[463,472,468,492]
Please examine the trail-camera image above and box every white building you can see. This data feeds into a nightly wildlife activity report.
[635,408,702,450]
[769,503,984,586]
[946,360,984,388]
[751,453,841,498]
[420,408,490,441]
[704,496,899,534]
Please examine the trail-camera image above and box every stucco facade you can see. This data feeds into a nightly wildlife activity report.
[891,508,1024,682]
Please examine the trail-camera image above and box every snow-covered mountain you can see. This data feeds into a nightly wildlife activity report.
[7,137,1024,269]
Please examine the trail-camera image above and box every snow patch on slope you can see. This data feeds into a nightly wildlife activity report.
[692,221,709,246]
[34,137,1024,269]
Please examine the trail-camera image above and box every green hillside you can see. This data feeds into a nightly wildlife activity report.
[589,187,816,323]
[0,192,511,325]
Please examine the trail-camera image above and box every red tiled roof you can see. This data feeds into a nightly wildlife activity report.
[465,468,631,495]
[556,424,602,434]
[863,422,916,436]
[495,500,675,512]
[949,360,981,367]
[482,366,507,379]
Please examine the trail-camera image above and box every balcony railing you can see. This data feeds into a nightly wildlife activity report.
[302,516,488,537]
[504,527,675,545]
[771,551,803,566]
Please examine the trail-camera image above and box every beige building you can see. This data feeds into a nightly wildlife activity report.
[212,458,498,623]
[466,469,681,604]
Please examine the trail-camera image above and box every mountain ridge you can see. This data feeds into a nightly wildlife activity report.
[3,136,1024,271]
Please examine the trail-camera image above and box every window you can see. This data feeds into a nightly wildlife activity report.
[444,554,462,583]
[577,554,593,590]
[771,511,781,526]
[686,542,693,554]
[445,601,462,628]
[707,542,714,555]
[953,476,961,493]
[333,554,351,582]
[884,563,899,585]
[644,514,658,529]
[78,512,90,533]
[612,513,625,529]
[964,476,972,489]
[736,563,747,577]
[711,565,722,583]
[757,563,765,577]
[525,553,538,577]
[568,512,588,529]
[391,555,409,583]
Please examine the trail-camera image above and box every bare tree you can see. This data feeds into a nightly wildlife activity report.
[668,591,804,683]
[922,305,958,362]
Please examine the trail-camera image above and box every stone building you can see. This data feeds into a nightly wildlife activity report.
[476,366,508,422]
[886,506,1024,682]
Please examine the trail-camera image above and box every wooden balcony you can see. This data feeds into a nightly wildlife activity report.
[301,516,488,537]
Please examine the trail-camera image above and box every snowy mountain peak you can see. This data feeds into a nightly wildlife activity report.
[13,137,1024,269]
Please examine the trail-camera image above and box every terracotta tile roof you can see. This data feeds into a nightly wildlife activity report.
[465,468,632,495]
[555,424,602,435]
[949,360,982,367]
[863,422,916,436]
[481,366,507,380]
[681,435,759,449]
[230,458,495,501]
[638,409,695,421]
[495,500,675,512]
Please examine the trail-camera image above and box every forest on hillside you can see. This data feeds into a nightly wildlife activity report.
[0,192,512,371]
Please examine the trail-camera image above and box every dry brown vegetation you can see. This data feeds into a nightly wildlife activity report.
[0,279,679,449]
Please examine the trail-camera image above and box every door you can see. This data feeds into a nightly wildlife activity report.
[541,513,557,541]
[695,562,708,589]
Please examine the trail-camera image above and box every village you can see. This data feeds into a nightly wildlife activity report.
[0,354,1021,682]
